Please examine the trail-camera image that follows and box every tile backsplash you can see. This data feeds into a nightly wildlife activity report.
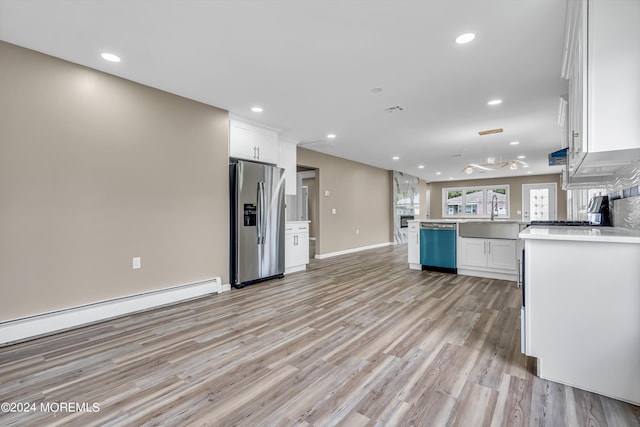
[608,160,640,230]
[611,191,640,230]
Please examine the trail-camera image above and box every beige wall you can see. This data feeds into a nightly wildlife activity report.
[428,174,566,220]
[297,148,392,255]
[0,42,229,321]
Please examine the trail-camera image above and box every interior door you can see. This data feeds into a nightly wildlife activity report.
[522,183,557,222]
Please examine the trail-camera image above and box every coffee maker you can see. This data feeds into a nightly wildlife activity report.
[587,195,611,226]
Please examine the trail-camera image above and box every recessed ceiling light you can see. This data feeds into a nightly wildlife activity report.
[527,171,532,174]
[455,33,476,44]
[392,156,400,160]
[487,99,503,106]
[436,171,442,175]
[448,177,454,180]
[251,106,263,113]
[101,52,120,62]
[327,133,336,139]
[518,155,526,159]
[418,165,425,169]
[510,141,520,145]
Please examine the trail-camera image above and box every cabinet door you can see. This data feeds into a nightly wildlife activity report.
[408,230,420,264]
[566,0,587,175]
[295,232,310,265]
[254,128,279,164]
[229,121,257,160]
[284,232,296,269]
[487,239,516,271]
[459,238,487,268]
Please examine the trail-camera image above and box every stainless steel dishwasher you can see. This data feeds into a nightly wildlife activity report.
[419,222,457,274]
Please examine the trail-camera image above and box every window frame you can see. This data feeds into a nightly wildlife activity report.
[442,184,510,219]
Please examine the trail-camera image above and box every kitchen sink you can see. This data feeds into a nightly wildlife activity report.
[458,221,522,240]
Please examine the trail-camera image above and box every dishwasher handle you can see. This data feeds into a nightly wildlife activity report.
[420,223,456,230]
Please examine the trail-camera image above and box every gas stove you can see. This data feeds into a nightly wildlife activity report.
[529,220,609,227]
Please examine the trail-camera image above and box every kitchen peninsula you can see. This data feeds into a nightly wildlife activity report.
[520,225,640,405]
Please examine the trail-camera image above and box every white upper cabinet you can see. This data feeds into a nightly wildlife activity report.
[278,139,297,195]
[229,119,279,165]
[562,0,640,180]
[229,118,298,195]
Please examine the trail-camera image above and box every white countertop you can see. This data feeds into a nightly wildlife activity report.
[519,226,640,244]
[408,219,529,224]
[285,220,311,224]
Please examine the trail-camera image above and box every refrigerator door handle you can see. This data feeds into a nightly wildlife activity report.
[256,182,263,244]
[259,181,266,245]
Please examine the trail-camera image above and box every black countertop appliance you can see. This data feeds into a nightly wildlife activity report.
[587,195,611,226]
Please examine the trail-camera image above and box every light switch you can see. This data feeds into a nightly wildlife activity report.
[331,208,337,215]
[324,190,330,197]
[132,257,141,269]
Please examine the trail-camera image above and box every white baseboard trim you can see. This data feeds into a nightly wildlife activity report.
[315,242,393,259]
[0,277,221,346]
[285,265,307,274]
[457,269,517,282]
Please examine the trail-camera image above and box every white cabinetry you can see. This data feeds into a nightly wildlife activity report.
[407,221,421,270]
[229,119,279,164]
[458,237,517,280]
[562,0,640,183]
[278,139,297,195]
[285,222,309,274]
[521,231,640,404]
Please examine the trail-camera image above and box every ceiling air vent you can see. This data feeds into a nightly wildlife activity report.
[385,105,404,113]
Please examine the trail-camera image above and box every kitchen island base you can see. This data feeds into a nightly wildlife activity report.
[521,227,640,405]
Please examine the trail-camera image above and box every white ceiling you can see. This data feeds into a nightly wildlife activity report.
[0,0,568,182]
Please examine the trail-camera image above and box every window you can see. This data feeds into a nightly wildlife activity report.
[443,185,510,218]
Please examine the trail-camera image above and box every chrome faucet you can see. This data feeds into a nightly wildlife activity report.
[491,194,498,221]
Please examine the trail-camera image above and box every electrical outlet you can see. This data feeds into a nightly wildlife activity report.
[132,257,141,269]
[356,228,359,235]
[324,190,330,197]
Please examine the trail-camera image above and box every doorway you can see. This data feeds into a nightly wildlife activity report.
[522,183,557,222]
[297,167,318,259]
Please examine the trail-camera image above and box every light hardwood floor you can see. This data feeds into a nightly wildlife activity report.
[1,244,639,426]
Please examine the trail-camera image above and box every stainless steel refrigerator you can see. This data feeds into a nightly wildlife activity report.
[230,160,285,288]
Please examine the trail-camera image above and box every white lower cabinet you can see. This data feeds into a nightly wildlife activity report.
[407,222,421,270]
[458,237,517,280]
[522,235,640,404]
[285,222,309,274]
